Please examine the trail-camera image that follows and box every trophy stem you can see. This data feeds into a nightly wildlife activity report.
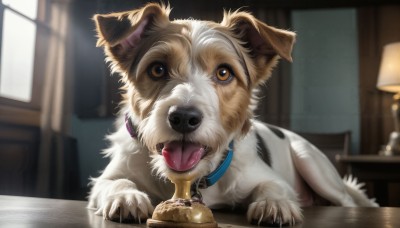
[172,179,192,200]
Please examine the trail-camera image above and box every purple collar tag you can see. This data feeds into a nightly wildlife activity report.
[125,113,138,138]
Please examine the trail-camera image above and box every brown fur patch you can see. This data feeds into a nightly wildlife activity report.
[193,35,253,134]
[217,81,252,134]
[129,25,192,119]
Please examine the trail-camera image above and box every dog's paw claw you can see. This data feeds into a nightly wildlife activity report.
[247,199,302,226]
[100,190,154,223]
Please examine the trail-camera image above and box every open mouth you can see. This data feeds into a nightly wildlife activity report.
[157,141,210,172]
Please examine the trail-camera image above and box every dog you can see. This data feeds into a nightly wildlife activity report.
[88,3,378,226]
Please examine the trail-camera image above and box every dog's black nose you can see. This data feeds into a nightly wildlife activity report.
[168,107,203,134]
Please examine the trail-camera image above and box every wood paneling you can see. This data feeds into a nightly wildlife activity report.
[0,105,40,127]
[0,123,39,196]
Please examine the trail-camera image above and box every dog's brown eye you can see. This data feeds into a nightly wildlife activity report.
[215,65,234,83]
[148,62,167,80]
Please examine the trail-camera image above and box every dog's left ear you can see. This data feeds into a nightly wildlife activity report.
[221,11,295,62]
[221,11,295,84]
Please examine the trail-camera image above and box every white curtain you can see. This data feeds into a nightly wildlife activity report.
[36,0,74,198]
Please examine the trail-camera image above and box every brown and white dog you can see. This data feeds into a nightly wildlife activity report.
[88,3,378,226]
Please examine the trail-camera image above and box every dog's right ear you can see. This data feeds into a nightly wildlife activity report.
[93,3,170,66]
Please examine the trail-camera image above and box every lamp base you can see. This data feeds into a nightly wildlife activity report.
[379,132,400,156]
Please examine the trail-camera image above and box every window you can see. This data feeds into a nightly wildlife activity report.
[0,0,40,107]
[0,0,43,126]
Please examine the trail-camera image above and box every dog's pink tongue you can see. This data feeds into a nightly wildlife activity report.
[162,141,205,172]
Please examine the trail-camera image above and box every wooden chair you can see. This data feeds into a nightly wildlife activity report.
[296,131,351,177]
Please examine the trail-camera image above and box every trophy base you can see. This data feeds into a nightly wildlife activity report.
[147,219,218,228]
[146,199,218,228]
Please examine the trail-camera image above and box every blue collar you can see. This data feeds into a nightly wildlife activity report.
[125,113,233,188]
[196,141,234,189]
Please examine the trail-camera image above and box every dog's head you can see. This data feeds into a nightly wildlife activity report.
[94,3,295,181]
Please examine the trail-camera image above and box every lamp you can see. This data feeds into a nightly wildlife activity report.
[377,42,400,155]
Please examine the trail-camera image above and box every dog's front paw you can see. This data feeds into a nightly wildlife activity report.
[247,199,303,226]
[96,189,154,223]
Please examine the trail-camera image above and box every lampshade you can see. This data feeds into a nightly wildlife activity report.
[377,42,400,93]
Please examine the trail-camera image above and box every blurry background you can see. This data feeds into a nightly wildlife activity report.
[0,0,399,205]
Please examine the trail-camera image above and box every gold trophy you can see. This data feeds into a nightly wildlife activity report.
[146,173,217,228]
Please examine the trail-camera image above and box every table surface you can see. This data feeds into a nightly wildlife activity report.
[337,154,400,207]
[1,195,400,228]
[337,154,400,181]
[338,154,400,163]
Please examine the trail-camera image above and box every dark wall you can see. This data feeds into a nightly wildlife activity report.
[72,1,141,118]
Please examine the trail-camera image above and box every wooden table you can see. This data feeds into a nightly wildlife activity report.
[337,155,400,206]
[1,195,400,228]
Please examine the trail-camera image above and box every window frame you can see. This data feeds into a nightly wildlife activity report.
[0,1,47,126]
